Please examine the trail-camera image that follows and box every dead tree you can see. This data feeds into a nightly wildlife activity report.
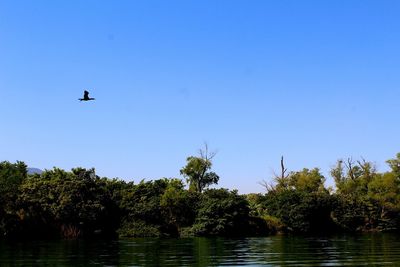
[260,156,289,192]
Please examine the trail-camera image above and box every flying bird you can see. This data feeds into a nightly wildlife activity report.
[79,90,95,101]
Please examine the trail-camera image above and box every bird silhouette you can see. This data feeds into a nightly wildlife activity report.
[79,90,95,101]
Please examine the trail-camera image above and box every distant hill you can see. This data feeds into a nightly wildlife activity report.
[27,167,43,175]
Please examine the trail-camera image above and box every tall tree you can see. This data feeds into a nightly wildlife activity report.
[180,144,219,193]
[331,158,376,196]
[261,157,326,193]
[287,168,326,193]
[387,153,400,177]
[260,156,290,192]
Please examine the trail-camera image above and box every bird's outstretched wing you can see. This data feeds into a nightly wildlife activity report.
[79,90,95,101]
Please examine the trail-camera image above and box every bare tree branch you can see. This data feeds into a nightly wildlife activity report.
[261,156,290,192]
[280,156,288,179]
[344,157,355,180]
[259,179,276,193]
[199,142,217,161]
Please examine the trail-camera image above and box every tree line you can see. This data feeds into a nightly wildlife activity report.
[1,150,400,239]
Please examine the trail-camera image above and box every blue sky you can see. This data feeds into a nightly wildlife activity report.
[1,1,399,193]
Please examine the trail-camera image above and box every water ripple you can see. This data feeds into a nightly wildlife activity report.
[1,234,400,266]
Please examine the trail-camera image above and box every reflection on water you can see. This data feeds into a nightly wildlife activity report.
[1,234,400,266]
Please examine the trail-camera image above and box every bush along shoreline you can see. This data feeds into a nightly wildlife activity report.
[1,152,400,239]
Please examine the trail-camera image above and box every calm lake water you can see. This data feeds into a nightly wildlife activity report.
[1,234,400,266]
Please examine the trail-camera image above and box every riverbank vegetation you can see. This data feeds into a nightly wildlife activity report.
[1,151,400,239]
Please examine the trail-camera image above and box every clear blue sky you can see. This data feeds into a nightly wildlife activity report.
[1,0,399,193]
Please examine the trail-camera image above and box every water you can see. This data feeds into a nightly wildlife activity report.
[1,234,400,266]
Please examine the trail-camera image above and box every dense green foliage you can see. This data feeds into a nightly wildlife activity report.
[180,157,219,193]
[1,153,400,239]
[0,161,27,237]
[189,189,250,236]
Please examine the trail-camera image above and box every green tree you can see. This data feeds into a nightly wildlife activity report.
[264,189,335,233]
[190,189,250,236]
[367,172,400,230]
[330,194,366,231]
[387,153,400,177]
[180,144,219,193]
[330,158,373,231]
[287,168,326,193]
[260,160,333,233]
[18,167,113,238]
[329,157,400,231]
[118,179,170,237]
[0,161,27,237]
[0,161,27,200]
[261,158,326,194]
[331,158,375,196]
[246,193,267,217]
[160,178,198,235]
